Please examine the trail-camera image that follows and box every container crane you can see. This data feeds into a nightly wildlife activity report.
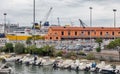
[78,19,87,28]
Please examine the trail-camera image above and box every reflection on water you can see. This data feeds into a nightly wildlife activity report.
[9,63,101,74]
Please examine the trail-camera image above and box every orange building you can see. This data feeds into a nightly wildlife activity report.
[45,26,120,40]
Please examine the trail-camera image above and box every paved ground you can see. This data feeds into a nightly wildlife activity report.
[93,50,120,61]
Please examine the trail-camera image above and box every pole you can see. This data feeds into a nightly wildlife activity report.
[113,9,116,40]
[89,7,92,46]
[33,0,35,45]
[3,13,7,34]
[57,17,60,26]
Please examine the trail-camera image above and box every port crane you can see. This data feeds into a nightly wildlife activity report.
[33,7,53,29]
[40,7,53,26]
[78,19,87,28]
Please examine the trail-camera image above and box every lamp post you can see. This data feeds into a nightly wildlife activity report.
[113,9,117,40]
[89,7,93,45]
[3,13,7,34]
[33,0,36,45]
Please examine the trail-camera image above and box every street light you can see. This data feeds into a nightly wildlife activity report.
[3,13,7,34]
[33,0,36,45]
[89,7,93,45]
[113,9,117,40]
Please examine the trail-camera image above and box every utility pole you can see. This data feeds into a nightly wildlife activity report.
[57,17,60,26]
[89,7,93,46]
[33,0,36,45]
[3,13,7,34]
[113,9,117,40]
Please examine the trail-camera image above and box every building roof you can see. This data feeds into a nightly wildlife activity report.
[49,26,120,31]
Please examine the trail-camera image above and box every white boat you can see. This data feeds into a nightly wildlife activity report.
[115,65,120,73]
[60,60,73,69]
[99,64,116,74]
[71,60,80,70]
[41,57,54,66]
[33,58,42,66]
[2,56,22,62]
[78,62,87,70]
[0,63,13,74]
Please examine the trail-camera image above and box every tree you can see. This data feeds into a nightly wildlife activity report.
[107,38,120,49]
[14,43,25,54]
[42,45,55,56]
[107,38,120,61]
[26,37,32,46]
[95,38,103,52]
[5,43,13,53]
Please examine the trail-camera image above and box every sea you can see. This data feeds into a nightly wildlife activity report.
[8,62,102,74]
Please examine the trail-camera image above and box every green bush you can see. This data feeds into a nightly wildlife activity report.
[64,51,77,59]
[14,43,25,54]
[86,53,95,60]
[96,47,101,52]
[78,51,86,56]
[56,50,63,56]
[42,45,56,56]
[3,43,14,53]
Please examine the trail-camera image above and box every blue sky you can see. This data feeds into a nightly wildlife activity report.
[0,0,120,27]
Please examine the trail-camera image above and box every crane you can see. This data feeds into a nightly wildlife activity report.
[41,7,53,26]
[57,17,60,26]
[78,19,87,28]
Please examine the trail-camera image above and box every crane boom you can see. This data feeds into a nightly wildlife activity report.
[78,19,87,28]
[42,7,53,25]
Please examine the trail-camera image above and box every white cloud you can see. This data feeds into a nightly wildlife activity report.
[0,0,119,27]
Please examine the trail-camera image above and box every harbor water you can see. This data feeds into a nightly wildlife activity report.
[9,62,102,74]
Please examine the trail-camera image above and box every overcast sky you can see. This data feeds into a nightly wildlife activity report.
[0,0,120,27]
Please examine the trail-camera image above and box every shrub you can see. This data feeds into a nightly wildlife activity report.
[96,47,101,52]
[86,53,95,60]
[78,51,86,56]
[56,50,63,57]
[3,43,14,53]
[14,43,25,54]
[42,45,55,57]
[64,51,77,59]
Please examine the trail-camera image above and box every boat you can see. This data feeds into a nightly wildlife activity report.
[6,27,47,41]
[6,28,32,41]
[41,56,55,66]
[97,62,116,74]
[0,63,13,74]
[2,56,22,63]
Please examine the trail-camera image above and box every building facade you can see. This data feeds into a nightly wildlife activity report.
[45,26,120,40]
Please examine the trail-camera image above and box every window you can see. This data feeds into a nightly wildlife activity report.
[100,32,102,35]
[61,31,64,35]
[94,32,96,35]
[68,31,70,35]
[88,31,90,35]
[112,32,114,35]
[56,37,58,39]
[118,32,120,34]
[75,32,77,35]
[50,37,52,39]
[81,31,84,34]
